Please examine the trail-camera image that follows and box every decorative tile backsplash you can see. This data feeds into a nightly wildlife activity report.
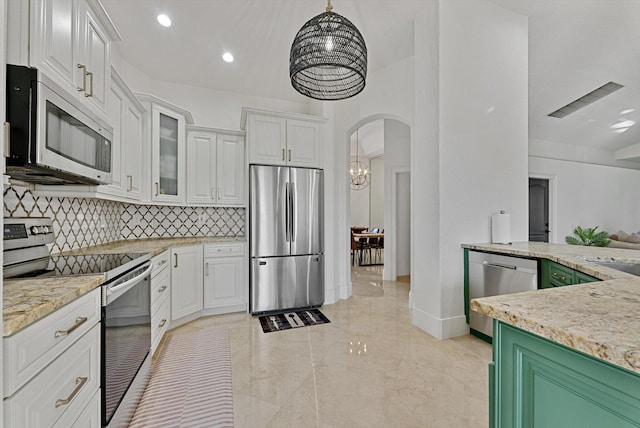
[3,185,245,254]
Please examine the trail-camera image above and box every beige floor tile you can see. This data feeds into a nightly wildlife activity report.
[162,264,491,427]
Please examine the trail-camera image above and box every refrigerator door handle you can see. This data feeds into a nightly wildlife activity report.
[290,182,296,242]
[285,183,290,243]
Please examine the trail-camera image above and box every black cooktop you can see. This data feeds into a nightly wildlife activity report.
[10,252,151,279]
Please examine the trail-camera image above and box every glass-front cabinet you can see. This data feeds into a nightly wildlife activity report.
[158,112,179,198]
[137,94,193,203]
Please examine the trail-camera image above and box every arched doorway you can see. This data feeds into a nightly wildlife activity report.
[346,116,412,290]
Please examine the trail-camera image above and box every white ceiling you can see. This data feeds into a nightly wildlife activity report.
[102,0,640,154]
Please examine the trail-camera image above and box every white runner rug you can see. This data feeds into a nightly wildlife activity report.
[129,328,234,428]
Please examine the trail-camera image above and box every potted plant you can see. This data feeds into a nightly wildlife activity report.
[565,226,611,247]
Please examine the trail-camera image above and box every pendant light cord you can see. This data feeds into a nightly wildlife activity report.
[326,0,333,12]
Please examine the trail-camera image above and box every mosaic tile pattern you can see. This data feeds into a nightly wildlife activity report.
[3,185,246,254]
[3,186,120,254]
[120,204,245,240]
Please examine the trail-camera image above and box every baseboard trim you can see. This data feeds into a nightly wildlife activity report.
[412,307,469,339]
[397,275,411,283]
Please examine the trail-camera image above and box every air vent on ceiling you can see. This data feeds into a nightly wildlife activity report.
[548,81,624,118]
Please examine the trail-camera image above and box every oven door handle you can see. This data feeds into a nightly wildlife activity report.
[105,262,153,305]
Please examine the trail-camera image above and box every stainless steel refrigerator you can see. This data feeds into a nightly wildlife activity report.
[250,165,324,314]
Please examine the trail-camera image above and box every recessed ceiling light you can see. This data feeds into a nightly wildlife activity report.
[621,108,635,115]
[610,119,635,129]
[157,14,172,27]
[222,52,234,63]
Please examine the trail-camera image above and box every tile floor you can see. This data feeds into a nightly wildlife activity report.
[169,265,492,427]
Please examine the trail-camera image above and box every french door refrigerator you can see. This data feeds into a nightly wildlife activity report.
[250,165,324,314]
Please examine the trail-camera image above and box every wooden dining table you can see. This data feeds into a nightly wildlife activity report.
[352,232,384,266]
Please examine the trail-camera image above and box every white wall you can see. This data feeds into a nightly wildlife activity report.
[397,171,411,276]
[383,119,411,280]
[112,56,310,130]
[370,157,385,230]
[529,156,640,240]
[411,0,529,338]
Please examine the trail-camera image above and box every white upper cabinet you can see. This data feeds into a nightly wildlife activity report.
[242,108,325,168]
[137,94,194,204]
[101,68,145,200]
[7,0,121,122]
[186,126,245,206]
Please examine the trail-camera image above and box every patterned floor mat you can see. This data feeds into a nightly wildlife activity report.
[259,308,330,333]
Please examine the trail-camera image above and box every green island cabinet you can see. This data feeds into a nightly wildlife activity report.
[490,321,640,428]
[540,259,599,288]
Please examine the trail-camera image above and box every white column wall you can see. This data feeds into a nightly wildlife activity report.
[435,0,529,336]
[529,156,640,241]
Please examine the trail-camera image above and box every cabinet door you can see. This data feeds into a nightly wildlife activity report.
[286,119,322,168]
[170,245,203,321]
[123,102,144,199]
[186,130,217,204]
[152,105,186,203]
[203,256,245,309]
[78,2,110,117]
[29,0,79,95]
[216,134,245,205]
[248,115,287,165]
[494,322,640,428]
[103,81,125,195]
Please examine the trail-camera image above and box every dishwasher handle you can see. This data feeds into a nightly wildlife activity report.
[483,261,517,270]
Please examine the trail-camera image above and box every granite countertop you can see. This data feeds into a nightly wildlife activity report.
[61,236,246,257]
[3,236,246,337]
[466,242,640,374]
[3,275,105,337]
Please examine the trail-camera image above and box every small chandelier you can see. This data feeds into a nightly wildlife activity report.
[350,130,370,191]
[289,0,367,101]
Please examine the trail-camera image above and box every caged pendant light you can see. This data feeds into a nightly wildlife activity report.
[289,0,368,101]
[350,130,370,190]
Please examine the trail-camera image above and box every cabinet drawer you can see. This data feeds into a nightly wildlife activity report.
[4,324,101,428]
[3,288,101,397]
[151,294,170,356]
[547,262,575,287]
[204,243,245,258]
[62,389,100,428]
[151,265,171,312]
[151,250,170,278]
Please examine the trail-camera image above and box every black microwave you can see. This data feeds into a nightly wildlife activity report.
[6,64,113,185]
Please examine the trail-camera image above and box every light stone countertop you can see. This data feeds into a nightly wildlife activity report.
[3,236,246,337]
[3,275,104,336]
[466,242,640,374]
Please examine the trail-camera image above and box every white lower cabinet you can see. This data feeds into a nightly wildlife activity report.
[151,250,171,356]
[170,245,204,321]
[4,323,101,428]
[203,243,246,314]
[67,389,100,428]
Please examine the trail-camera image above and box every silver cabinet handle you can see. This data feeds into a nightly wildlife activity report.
[155,182,159,197]
[55,376,88,408]
[158,285,167,293]
[84,71,94,97]
[211,187,215,199]
[552,272,566,281]
[282,148,285,161]
[159,319,167,327]
[54,317,88,338]
[127,175,133,192]
[205,262,209,276]
[288,149,291,162]
[77,64,87,92]
[174,253,178,268]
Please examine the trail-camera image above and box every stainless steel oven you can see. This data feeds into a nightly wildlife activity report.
[102,258,153,427]
[3,217,153,427]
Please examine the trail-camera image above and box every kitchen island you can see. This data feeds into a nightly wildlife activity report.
[466,242,640,428]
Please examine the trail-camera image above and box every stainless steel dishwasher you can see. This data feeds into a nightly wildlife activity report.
[468,251,538,338]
